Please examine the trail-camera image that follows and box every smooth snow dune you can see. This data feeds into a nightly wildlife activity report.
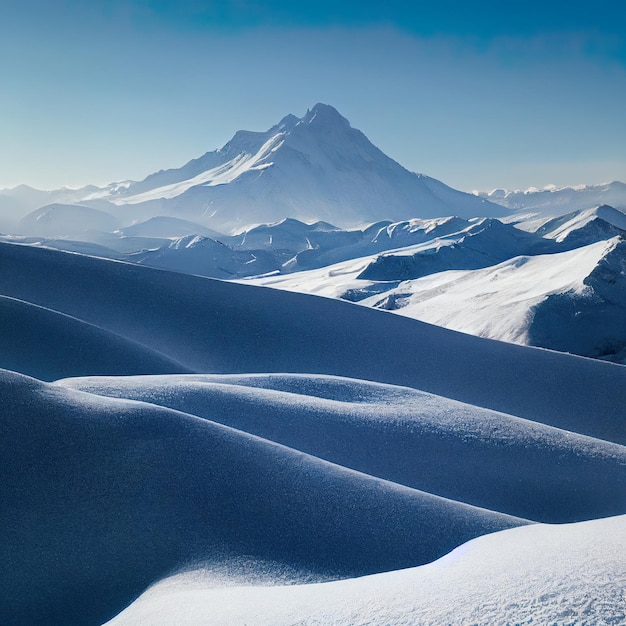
[106,514,626,626]
[0,241,625,443]
[0,295,187,379]
[0,370,523,626]
[59,373,626,523]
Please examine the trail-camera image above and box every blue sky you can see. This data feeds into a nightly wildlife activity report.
[1,0,625,191]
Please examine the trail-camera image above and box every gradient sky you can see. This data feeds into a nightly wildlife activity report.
[1,0,625,192]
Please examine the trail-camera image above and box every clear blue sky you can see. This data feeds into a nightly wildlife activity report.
[1,0,625,191]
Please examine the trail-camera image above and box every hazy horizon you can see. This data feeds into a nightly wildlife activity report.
[2,1,625,192]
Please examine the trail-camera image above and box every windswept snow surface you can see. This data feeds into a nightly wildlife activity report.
[1,240,625,625]
[106,514,626,626]
[1,369,525,626]
[59,373,626,523]
[0,295,187,379]
[1,240,625,442]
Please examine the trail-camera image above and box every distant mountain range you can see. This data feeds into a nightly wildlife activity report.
[477,181,626,214]
[2,104,504,232]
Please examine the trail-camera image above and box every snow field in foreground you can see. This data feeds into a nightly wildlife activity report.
[106,514,626,626]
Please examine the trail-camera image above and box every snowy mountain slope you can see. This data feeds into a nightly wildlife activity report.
[511,204,626,248]
[364,237,626,363]
[17,203,119,237]
[250,234,626,363]
[117,215,225,239]
[106,514,626,626]
[480,180,626,213]
[529,238,626,362]
[1,369,525,626]
[129,234,279,279]
[356,217,557,282]
[87,103,504,231]
[359,238,615,330]
[0,241,624,443]
[58,373,626,523]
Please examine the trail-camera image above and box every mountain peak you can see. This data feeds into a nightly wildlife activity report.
[86,103,503,231]
[302,103,350,128]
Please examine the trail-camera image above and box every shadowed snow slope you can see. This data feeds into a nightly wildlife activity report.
[0,240,625,443]
[0,369,524,626]
[0,295,187,379]
[58,373,626,523]
[105,514,626,626]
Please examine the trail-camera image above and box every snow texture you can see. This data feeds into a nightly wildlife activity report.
[106,514,626,626]
[0,240,625,443]
[1,237,624,626]
[1,369,524,626]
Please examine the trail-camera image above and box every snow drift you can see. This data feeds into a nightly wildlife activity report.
[1,240,625,625]
[0,369,524,626]
[1,240,625,443]
[106,514,626,626]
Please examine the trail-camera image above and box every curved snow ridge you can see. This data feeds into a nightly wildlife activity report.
[105,514,626,626]
[533,204,626,244]
[0,295,188,380]
[0,369,524,626]
[0,240,625,444]
[57,373,626,523]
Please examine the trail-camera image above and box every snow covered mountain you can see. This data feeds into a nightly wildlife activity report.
[99,103,503,231]
[1,241,624,625]
[250,233,626,364]
[479,180,626,214]
[17,203,119,237]
[2,104,504,232]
